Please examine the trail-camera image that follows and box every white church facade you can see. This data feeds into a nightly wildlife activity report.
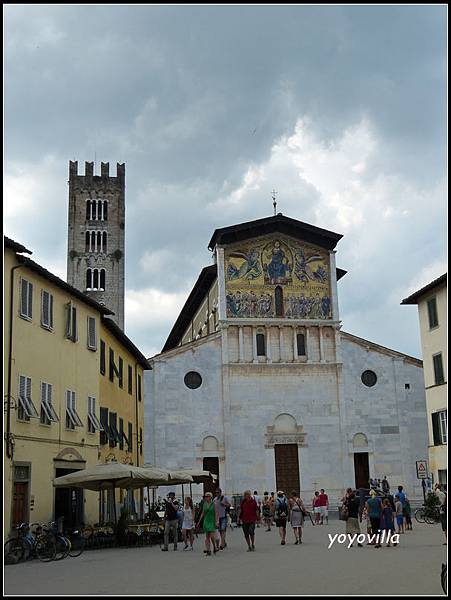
[144,214,428,502]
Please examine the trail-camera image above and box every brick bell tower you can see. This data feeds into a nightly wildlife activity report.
[67,160,125,329]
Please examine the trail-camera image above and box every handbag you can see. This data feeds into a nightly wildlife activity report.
[339,504,349,521]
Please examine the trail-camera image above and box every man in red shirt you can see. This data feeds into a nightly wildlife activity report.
[238,489,260,551]
[318,488,329,525]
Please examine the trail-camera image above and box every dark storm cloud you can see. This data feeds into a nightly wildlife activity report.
[5,5,446,357]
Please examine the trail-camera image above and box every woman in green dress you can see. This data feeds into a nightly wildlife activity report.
[197,492,219,556]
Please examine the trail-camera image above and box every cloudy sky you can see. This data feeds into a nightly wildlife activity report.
[5,5,447,359]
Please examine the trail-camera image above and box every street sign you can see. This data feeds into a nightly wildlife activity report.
[416,460,429,479]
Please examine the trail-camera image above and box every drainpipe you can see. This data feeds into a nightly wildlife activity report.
[135,362,143,519]
[6,265,23,459]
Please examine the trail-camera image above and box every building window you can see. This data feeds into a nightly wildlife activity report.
[128,365,133,395]
[275,286,284,317]
[86,199,108,221]
[20,278,33,320]
[40,290,54,330]
[296,333,306,356]
[118,357,123,388]
[361,370,377,387]
[433,353,445,385]
[427,297,439,329]
[65,390,83,430]
[138,374,142,402]
[109,348,120,382]
[65,302,78,342]
[17,375,39,421]
[184,371,202,389]
[86,268,106,291]
[100,340,106,375]
[87,396,103,433]
[256,333,266,356]
[87,316,97,351]
[100,407,109,445]
[432,410,447,446]
[128,422,133,452]
[40,382,59,425]
[438,470,447,488]
[119,417,124,450]
[439,411,447,445]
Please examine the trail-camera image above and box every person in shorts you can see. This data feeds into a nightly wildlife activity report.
[313,491,321,525]
[275,491,289,545]
[238,490,259,551]
[318,489,329,525]
[394,495,404,533]
[214,488,231,550]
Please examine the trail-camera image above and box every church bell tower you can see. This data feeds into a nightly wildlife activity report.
[67,160,125,329]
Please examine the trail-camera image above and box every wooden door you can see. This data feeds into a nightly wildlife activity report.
[203,457,219,495]
[274,444,300,495]
[12,482,28,526]
[354,453,369,489]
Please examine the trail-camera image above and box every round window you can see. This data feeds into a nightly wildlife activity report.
[361,370,377,387]
[184,371,202,389]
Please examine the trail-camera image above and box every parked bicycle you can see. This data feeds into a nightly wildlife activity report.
[4,522,56,563]
[415,505,441,524]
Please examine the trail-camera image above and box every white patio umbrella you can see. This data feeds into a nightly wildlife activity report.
[53,462,171,525]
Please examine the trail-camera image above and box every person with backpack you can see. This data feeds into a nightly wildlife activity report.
[214,488,231,550]
[365,489,383,548]
[275,491,289,545]
[288,490,306,545]
[161,491,180,552]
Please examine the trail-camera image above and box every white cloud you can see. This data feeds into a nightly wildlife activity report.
[125,287,188,329]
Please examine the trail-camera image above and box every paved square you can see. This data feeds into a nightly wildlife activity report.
[4,520,446,595]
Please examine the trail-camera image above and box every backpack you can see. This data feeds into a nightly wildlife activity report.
[276,498,288,518]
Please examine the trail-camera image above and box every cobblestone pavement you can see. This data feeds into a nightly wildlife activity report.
[4,520,446,596]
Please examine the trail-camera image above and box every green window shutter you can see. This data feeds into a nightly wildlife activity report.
[100,340,106,375]
[433,354,444,385]
[427,297,439,328]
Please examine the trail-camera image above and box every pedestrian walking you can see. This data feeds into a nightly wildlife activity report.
[313,491,321,525]
[161,491,180,552]
[288,490,306,545]
[381,498,396,546]
[404,498,413,530]
[214,488,231,550]
[275,491,289,545]
[318,489,329,524]
[253,491,262,528]
[344,491,362,547]
[238,490,259,552]
[262,492,273,532]
[366,490,383,548]
[181,497,195,551]
[361,505,371,535]
[382,476,390,495]
[269,492,276,525]
[394,496,404,534]
[196,492,219,556]
[435,484,447,544]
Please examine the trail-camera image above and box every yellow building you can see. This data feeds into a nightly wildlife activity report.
[402,274,447,488]
[4,237,149,539]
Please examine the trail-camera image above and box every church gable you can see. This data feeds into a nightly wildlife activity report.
[224,233,332,320]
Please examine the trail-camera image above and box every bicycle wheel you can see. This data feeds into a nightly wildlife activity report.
[414,508,426,523]
[36,537,56,562]
[54,536,71,560]
[4,539,25,563]
[68,534,85,557]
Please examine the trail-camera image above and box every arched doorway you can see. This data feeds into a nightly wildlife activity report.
[353,433,369,489]
[273,414,300,494]
[202,436,220,495]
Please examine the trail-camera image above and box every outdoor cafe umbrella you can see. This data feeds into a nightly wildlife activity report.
[167,469,217,499]
[53,462,171,525]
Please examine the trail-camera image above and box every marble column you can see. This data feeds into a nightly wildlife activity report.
[238,326,244,363]
[279,326,285,362]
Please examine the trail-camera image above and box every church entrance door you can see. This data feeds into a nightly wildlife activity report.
[274,444,300,494]
[203,457,219,495]
[354,453,369,489]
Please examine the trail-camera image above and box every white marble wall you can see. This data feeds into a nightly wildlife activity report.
[144,327,428,503]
